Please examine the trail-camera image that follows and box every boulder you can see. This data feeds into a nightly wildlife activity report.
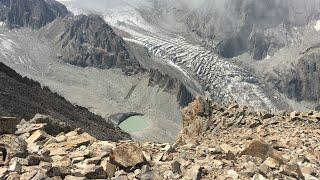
[240,140,284,163]
[0,134,27,159]
[101,160,117,179]
[82,164,107,179]
[15,123,46,135]
[8,160,22,173]
[0,167,8,179]
[0,117,20,134]
[64,175,85,180]
[184,165,201,180]
[26,130,49,146]
[30,114,74,136]
[110,143,146,168]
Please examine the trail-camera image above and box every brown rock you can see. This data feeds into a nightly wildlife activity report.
[261,113,274,119]
[101,160,117,178]
[290,111,300,120]
[82,165,107,179]
[243,161,259,177]
[0,134,28,159]
[110,143,146,168]
[0,167,8,179]
[26,130,48,146]
[252,174,267,180]
[6,172,20,180]
[263,157,280,169]
[44,133,92,156]
[240,140,285,163]
[69,149,90,159]
[184,165,201,180]
[26,154,42,166]
[280,164,304,179]
[8,160,22,173]
[47,156,72,177]
[15,123,46,135]
[31,171,48,179]
[220,144,239,155]
[84,157,101,165]
[20,170,38,180]
[258,163,269,176]
[227,169,239,179]
[64,175,86,180]
[0,117,20,135]
[171,160,181,174]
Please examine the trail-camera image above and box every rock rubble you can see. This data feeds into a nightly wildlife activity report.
[0,97,319,179]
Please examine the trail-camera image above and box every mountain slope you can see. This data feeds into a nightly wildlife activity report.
[44,14,143,75]
[1,0,68,29]
[0,61,130,141]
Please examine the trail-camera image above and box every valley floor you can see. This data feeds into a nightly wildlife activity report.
[0,27,182,142]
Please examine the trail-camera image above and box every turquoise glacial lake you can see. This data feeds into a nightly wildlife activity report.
[119,116,148,133]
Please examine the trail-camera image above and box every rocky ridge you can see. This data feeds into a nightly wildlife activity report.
[0,97,319,179]
[0,61,130,141]
[46,14,143,75]
[0,0,68,29]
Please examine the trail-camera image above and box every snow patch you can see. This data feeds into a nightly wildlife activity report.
[315,20,320,31]
[265,55,271,60]
[0,22,4,26]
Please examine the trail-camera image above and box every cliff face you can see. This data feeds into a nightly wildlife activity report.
[55,15,143,75]
[181,0,320,60]
[148,69,194,107]
[266,48,320,102]
[0,62,130,141]
[0,0,68,29]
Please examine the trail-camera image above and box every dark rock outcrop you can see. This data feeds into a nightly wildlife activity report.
[0,0,68,29]
[55,14,143,75]
[0,62,130,141]
[266,48,320,102]
[148,69,194,107]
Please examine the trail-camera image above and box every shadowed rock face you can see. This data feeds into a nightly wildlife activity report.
[0,0,68,29]
[56,14,143,75]
[148,69,194,107]
[267,48,320,102]
[0,62,130,141]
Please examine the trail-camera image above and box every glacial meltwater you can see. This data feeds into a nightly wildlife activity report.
[119,116,148,133]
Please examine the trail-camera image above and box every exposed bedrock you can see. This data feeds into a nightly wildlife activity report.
[42,14,144,75]
[148,69,194,107]
[266,48,320,103]
[0,0,68,29]
[180,0,320,59]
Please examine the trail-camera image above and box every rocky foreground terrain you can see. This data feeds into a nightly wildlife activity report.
[0,61,129,141]
[0,97,319,179]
